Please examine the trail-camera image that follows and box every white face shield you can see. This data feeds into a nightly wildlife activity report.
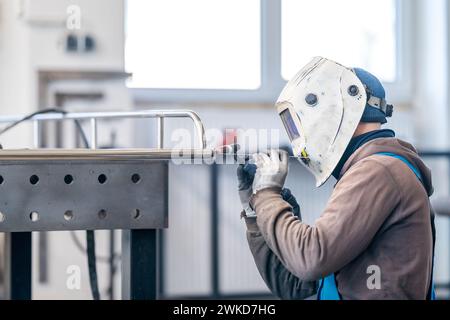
[277,57,367,187]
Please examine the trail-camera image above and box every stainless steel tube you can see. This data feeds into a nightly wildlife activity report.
[0,109,207,150]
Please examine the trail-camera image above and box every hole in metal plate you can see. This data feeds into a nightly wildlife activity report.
[30,175,39,185]
[30,211,40,222]
[64,175,74,185]
[64,210,74,221]
[98,174,107,184]
[132,209,141,220]
[131,174,141,184]
[98,209,107,219]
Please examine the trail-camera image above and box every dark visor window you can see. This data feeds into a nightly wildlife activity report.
[280,109,300,141]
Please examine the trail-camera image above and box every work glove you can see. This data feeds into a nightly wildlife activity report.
[237,163,257,218]
[252,149,289,194]
[237,155,296,219]
[281,188,301,219]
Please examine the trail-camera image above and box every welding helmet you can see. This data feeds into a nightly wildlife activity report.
[276,57,391,187]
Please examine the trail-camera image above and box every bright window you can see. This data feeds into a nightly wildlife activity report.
[282,0,397,82]
[125,0,261,90]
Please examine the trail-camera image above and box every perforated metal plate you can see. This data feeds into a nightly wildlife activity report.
[0,160,168,232]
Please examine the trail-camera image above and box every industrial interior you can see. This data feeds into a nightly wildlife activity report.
[0,0,449,301]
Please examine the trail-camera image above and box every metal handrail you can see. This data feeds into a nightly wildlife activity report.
[0,109,207,151]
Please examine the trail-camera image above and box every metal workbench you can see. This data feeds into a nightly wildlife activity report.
[0,110,212,300]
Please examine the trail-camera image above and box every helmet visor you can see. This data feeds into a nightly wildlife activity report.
[280,109,301,141]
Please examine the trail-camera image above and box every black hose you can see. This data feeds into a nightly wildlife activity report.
[0,108,61,136]
[74,120,102,301]
[86,230,100,300]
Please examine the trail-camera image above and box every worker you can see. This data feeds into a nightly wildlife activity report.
[237,57,436,300]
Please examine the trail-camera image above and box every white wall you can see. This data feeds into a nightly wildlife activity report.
[0,0,33,146]
[26,0,125,71]
[413,0,449,149]
[0,0,129,145]
[0,0,129,299]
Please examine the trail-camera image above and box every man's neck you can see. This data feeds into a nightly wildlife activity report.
[353,123,382,137]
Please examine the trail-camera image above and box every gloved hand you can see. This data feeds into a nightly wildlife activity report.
[252,149,289,194]
[237,163,257,218]
[281,188,301,219]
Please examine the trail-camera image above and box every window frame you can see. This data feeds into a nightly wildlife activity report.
[128,0,413,105]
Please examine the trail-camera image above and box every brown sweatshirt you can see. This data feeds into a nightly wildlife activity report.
[245,138,434,300]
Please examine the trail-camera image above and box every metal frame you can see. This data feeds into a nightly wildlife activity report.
[129,0,413,105]
[0,109,208,300]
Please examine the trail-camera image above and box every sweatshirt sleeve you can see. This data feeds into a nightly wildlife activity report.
[250,159,401,281]
[244,217,318,299]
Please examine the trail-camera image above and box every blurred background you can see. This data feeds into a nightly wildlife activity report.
[0,0,449,299]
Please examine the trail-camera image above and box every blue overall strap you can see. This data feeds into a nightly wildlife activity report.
[376,153,423,183]
[317,152,436,300]
[317,274,341,300]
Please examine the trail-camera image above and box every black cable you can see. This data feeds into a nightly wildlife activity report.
[86,230,100,300]
[0,108,89,147]
[72,119,102,301]
[0,108,62,136]
[108,230,116,300]
[69,231,120,263]
[74,119,90,150]
[0,108,102,300]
